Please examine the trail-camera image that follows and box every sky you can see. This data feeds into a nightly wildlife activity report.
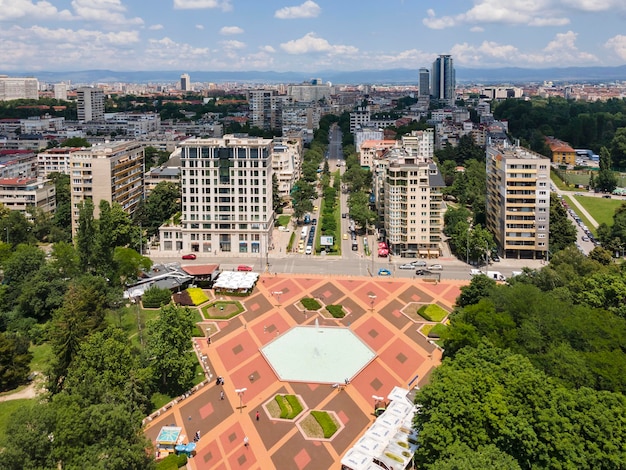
[1,0,626,73]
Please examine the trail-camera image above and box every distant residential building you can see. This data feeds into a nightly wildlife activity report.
[76,87,105,122]
[144,165,180,197]
[69,141,144,233]
[486,142,550,260]
[180,73,191,92]
[37,147,81,177]
[401,129,434,160]
[287,80,332,102]
[359,140,397,169]
[0,150,38,178]
[481,86,523,100]
[350,106,370,134]
[248,90,277,131]
[354,127,384,154]
[20,115,65,134]
[431,55,455,105]
[0,176,56,217]
[53,83,68,101]
[156,135,274,257]
[0,76,39,101]
[271,138,302,200]
[545,136,576,166]
[281,102,321,135]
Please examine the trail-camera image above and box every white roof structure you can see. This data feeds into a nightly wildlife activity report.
[213,271,259,291]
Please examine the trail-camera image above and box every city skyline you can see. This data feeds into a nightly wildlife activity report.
[1,0,626,74]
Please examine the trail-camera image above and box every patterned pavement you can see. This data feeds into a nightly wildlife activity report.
[144,274,466,469]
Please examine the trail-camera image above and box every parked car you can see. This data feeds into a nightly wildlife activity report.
[491,254,500,262]
[582,236,590,242]
[415,269,432,276]
[343,233,348,240]
[377,268,392,276]
[311,218,317,225]
[399,263,417,270]
[237,265,252,272]
[414,260,427,267]
[428,264,443,270]
[182,254,197,260]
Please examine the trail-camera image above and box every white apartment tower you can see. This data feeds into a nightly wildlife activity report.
[69,141,144,234]
[180,73,191,92]
[485,142,550,260]
[54,83,68,101]
[76,87,105,122]
[157,135,274,257]
[0,76,39,101]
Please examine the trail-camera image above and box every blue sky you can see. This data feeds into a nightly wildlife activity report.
[1,0,625,73]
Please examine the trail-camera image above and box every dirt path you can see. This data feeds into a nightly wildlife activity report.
[0,375,43,402]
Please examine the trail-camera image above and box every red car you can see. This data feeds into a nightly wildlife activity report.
[182,254,197,260]
[237,265,253,272]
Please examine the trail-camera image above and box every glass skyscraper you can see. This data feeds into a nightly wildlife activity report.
[431,55,455,105]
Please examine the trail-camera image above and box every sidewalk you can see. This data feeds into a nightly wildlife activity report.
[567,194,599,228]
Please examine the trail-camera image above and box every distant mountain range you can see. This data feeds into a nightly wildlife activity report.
[6,66,626,85]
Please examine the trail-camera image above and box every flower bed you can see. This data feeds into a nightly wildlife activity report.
[186,287,209,306]
[417,304,448,322]
[301,297,321,310]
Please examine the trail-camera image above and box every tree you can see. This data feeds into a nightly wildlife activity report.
[588,246,613,265]
[94,201,138,278]
[75,199,97,273]
[594,146,618,193]
[61,136,90,148]
[609,126,626,169]
[134,181,180,237]
[272,173,281,212]
[113,247,152,286]
[548,193,576,253]
[347,190,376,231]
[456,275,497,308]
[145,304,196,395]
[431,442,521,470]
[0,331,33,391]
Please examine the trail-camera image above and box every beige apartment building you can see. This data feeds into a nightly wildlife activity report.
[156,135,274,257]
[486,142,550,259]
[0,177,56,217]
[69,141,144,233]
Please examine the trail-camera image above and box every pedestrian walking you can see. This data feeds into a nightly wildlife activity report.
[220,390,224,400]
[256,411,260,421]
[207,336,211,346]
[243,436,249,448]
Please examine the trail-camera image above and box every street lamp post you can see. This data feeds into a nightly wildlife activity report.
[235,387,247,414]
[368,294,376,312]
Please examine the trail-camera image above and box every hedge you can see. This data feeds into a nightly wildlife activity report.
[155,453,187,470]
[301,297,321,310]
[275,394,303,419]
[428,323,448,338]
[417,304,448,322]
[326,305,345,318]
[311,410,338,438]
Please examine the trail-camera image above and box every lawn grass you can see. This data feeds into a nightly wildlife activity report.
[277,215,291,227]
[311,410,338,438]
[551,170,571,191]
[429,324,448,338]
[0,399,33,443]
[301,298,321,310]
[562,195,598,235]
[420,324,434,337]
[29,342,53,372]
[202,300,244,319]
[574,195,624,227]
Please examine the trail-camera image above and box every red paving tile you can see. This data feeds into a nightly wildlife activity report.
[145,274,467,470]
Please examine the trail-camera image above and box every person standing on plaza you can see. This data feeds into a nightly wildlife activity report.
[243,436,249,448]
[256,410,260,421]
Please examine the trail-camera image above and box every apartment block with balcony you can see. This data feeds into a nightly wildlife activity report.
[69,141,144,233]
[486,143,550,260]
[381,152,445,258]
[0,177,56,217]
[271,137,302,200]
[37,147,81,177]
[156,135,274,257]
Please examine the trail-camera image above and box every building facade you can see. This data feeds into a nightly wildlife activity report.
[76,87,105,122]
[418,68,430,97]
[0,76,39,101]
[156,135,274,257]
[486,143,550,260]
[69,141,144,233]
[545,137,576,166]
[37,147,81,177]
[431,55,455,105]
[0,177,56,217]
[180,73,191,92]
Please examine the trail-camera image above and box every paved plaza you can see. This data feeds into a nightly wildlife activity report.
[144,274,466,470]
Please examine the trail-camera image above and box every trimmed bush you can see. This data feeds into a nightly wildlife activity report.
[301,297,321,310]
[326,305,345,318]
[186,287,209,306]
[428,323,448,338]
[155,454,178,470]
[311,410,338,438]
[417,304,449,322]
[142,286,172,308]
[274,394,303,419]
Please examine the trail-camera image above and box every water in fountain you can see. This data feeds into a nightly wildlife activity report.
[313,346,320,357]
[315,317,319,331]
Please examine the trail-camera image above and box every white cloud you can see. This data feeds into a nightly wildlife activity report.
[470,26,484,33]
[605,35,626,60]
[71,0,143,25]
[195,24,204,30]
[220,40,246,50]
[561,0,626,12]
[275,1,321,19]
[450,31,597,67]
[173,0,232,11]
[280,32,357,55]
[220,26,244,35]
[149,24,163,30]
[423,1,570,29]
[260,45,276,53]
[0,0,74,21]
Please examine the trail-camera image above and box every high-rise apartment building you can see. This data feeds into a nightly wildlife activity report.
[156,135,274,257]
[0,76,39,101]
[248,90,277,131]
[431,55,455,105]
[418,68,430,98]
[486,142,550,260]
[180,73,191,92]
[382,153,445,258]
[53,83,68,101]
[69,141,144,233]
[76,87,105,122]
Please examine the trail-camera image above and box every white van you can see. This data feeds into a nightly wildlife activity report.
[305,246,312,255]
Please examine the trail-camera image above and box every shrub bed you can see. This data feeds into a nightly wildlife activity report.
[142,286,172,308]
[301,297,321,310]
[274,394,303,419]
[428,323,448,338]
[417,304,448,322]
[186,287,209,306]
[326,305,345,318]
[311,410,338,438]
